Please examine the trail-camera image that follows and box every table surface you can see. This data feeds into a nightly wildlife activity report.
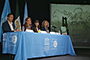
[3,32,76,60]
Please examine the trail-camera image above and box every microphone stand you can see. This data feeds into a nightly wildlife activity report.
[51,25,56,32]
[53,27,56,32]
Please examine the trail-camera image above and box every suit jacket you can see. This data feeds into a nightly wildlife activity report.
[2,21,15,33]
[41,26,48,31]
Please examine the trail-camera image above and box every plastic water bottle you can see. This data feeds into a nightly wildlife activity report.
[58,30,60,35]
[47,30,49,33]
[22,26,24,31]
[37,28,38,32]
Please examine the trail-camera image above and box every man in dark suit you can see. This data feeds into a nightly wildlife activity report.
[2,13,15,59]
[2,13,15,33]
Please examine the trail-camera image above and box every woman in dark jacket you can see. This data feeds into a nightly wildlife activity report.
[41,20,49,32]
[32,20,40,32]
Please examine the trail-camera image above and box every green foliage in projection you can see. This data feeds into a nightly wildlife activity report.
[51,6,90,43]
[68,11,90,42]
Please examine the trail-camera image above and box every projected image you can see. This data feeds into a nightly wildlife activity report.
[51,4,90,46]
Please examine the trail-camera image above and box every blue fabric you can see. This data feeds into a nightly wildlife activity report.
[23,3,28,24]
[3,32,76,60]
[0,0,11,42]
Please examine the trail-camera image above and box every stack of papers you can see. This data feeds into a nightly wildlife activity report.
[25,29,34,32]
[40,31,47,34]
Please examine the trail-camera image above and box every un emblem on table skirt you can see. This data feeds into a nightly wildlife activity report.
[9,33,18,46]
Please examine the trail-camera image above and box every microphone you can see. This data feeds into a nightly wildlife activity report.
[51,25,56,29]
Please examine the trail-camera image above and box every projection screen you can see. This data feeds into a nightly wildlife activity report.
[50,4,90,48]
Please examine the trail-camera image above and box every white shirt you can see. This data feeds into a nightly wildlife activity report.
[8,20,14,31]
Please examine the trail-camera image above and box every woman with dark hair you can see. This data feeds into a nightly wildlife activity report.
[32,20,40,32]
[22,17,32,31]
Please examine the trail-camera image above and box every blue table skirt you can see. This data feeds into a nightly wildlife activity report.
[3,32,76,60]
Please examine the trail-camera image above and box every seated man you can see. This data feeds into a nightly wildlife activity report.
[2,13,15,33]
[2,13,15,59]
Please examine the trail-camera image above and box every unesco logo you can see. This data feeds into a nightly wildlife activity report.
[42,38,50,51]
[44,38,49,45]
[3,33,7,41]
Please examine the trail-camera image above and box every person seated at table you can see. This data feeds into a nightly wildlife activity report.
[22,17,32,31]
[41,20,49,32]
[2,13,15,33]
[32,20,40,32]
[2,13,16,59]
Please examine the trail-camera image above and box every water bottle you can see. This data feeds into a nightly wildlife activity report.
[58,30,60,35]
[37,28,38,32]
[22,26,24,31]
[47,30,49,33]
